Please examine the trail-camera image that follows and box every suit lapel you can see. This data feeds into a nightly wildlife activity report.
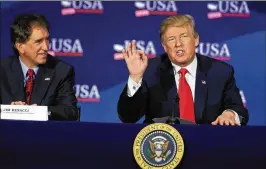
[8,57,25,101]
[159,54,209,122]
[194,55,208,122]
[30,64,53,105]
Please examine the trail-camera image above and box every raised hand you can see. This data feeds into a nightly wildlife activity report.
[122,40,148,83]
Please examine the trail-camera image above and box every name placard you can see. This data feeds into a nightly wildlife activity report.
[0,104,48,121]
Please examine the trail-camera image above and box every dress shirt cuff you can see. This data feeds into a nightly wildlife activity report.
[127,76,142,97]
[223,109,241,125]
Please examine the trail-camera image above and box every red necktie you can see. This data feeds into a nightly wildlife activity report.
[25,69,35,105]
[178,68,195,122]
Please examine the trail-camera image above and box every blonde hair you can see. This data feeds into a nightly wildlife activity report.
[160,14,198,42]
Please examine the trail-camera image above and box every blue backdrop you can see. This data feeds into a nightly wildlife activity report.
[1,1,265,125]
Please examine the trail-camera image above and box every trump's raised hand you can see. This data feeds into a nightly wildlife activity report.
[122,40,148,83]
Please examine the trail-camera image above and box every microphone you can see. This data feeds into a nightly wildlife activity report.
[167,95,180,124]
[173,95,179,118]
[152,95,196,124]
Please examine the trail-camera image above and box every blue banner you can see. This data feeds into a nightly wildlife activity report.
[1,1,265,125]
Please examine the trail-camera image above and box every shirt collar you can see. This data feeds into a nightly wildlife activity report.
[19,56,39,79]
[171,55,197,78]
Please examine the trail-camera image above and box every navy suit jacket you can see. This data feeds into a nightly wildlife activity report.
[0,55,78,121]
[117,53,248,125]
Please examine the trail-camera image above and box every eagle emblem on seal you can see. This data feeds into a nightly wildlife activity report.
[148,136,172,162]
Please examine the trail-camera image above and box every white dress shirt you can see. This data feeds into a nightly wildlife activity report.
[19,56,51,116]
[19,56,39,86]
[126,56,240,125]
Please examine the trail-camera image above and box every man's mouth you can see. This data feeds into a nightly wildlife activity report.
[176,50,184,56]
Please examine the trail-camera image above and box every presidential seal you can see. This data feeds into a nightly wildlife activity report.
[133,123,184,169]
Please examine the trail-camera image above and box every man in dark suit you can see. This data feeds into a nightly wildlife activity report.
[0,14,78,121]
[117,14,248,125]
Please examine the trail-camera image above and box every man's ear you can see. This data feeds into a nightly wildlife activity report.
[15,42,25,54]
[161,41,167,53]
[195,35,199,47]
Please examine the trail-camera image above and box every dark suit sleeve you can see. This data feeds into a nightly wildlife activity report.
[117,82,148,123]
[223,66,249,125]
[48,66,78,121]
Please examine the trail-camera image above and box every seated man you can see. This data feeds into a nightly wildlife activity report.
[117,14,248,125]
[0,13,78,121]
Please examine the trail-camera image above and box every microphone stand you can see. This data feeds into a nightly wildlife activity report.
[152,95,196,125]
[166,96,180,124]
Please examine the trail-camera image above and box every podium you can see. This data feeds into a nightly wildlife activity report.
[0,120,265,169]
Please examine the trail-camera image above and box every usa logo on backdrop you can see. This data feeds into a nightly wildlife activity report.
[48,38,84,57]
[207,1,250,19]
[134,1,177,17]
[196,42,231,61]
[61,1,104,16]
[74,84,101,102]
[113,40,157,60]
